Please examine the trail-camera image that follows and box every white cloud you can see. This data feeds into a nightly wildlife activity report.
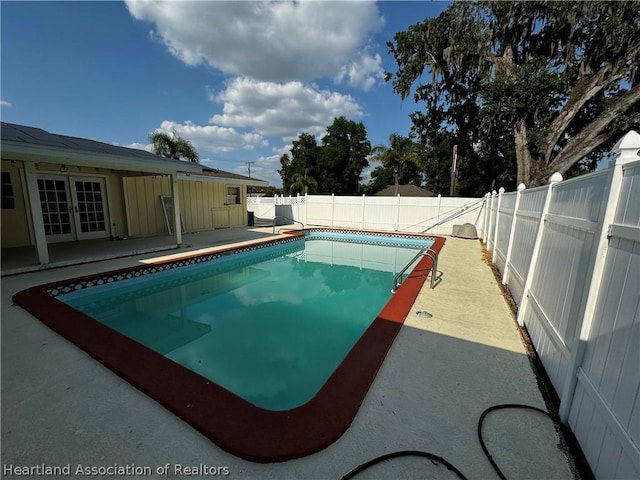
[335,49,384,91]
[154,120,267,153]
[210,77,364,140]
[125,0,385,88]
[272,143,293,157]
[360,165,375,185]
[121,142,152,152]
[142,75,368,188]
[1,100,12,108]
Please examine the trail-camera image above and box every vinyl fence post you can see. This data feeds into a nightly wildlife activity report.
[305,193,308,226]
[487,190,497,252]
[558,130,640,422]
[361,194,366,229]
[502,183,526,285]
[481,193,490,241]
[516,172,563,327]
[331,193,335,227]
[492,187,505,263]
[436,194,442,235]
[395,193,401,231]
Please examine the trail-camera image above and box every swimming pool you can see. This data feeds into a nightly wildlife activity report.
[13,228,444,462]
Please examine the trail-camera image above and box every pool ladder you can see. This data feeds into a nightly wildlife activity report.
[392,248,439,293]
[273,216,305,234]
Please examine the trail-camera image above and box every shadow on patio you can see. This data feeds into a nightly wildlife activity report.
[1,226,283,276]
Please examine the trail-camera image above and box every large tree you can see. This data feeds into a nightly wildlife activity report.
[317,116,371,193]
[281,117,371,194]
[278,133,319,193]
[386,1,639,187]
[149,130,199,163]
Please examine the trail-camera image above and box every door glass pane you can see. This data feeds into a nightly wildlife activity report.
[74,180,106,234]
[39,178,72,236]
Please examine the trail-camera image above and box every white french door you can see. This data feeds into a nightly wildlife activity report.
[69,177,110,240]
[37,175,110,243]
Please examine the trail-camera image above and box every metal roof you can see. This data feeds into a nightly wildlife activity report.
[201,166,262,182]
[1,122,269,184]
[0,122,201,173]
[2,122,161,160]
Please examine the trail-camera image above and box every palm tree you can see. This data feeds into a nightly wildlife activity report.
[149,130,200,163]
[370,134,421,195]
[290,169,319,195]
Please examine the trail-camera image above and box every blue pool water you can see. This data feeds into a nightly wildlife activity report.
[59,235,434,410]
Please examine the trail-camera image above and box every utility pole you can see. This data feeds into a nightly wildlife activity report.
[449,145,458,197]
[247,161,254,196]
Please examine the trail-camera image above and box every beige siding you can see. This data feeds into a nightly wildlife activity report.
[123,177,248,236]
[1,161,130,247]
[1,160,31,248]
[123,176,171,236]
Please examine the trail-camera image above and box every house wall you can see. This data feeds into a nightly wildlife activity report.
[0,159,131,248]
[35,163,129,239]
[123,176,247,237]
[1,160,31,248]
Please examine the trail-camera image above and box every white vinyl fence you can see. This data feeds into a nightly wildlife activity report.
[248,193,486,236]
[483,131,640,479]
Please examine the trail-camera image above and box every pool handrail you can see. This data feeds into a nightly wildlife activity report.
[392,247,438,293]
[273,216,305,234]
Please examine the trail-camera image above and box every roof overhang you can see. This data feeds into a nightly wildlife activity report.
[1,141,203,175]
[177,173,269,187]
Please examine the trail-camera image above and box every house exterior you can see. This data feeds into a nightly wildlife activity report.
[1,122,267,264]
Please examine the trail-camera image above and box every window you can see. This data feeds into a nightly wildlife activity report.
[226,186,241,205]
[1,171,15,209]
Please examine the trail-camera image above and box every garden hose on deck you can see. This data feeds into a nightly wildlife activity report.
[340,403,561,480]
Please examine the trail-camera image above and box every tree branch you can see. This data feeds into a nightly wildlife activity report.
[546,83,640,175]
[543,43,640,163]
[542,51,638,164]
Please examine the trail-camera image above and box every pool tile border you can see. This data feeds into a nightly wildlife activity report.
[13,229,445,463]
[47,234,304,297]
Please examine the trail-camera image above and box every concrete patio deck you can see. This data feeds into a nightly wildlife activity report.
[1,226,291,276]
[1,233,586,479]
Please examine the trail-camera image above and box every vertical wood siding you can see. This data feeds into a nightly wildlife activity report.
[123,177,247,236]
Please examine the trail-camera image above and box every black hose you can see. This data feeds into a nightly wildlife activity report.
[477,403,557,480]
[341,403,559,480]
[340,450,468,480]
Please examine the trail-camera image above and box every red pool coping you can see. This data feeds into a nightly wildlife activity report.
[13,230,445,463]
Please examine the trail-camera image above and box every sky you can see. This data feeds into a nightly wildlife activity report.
[1,1,450,187]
